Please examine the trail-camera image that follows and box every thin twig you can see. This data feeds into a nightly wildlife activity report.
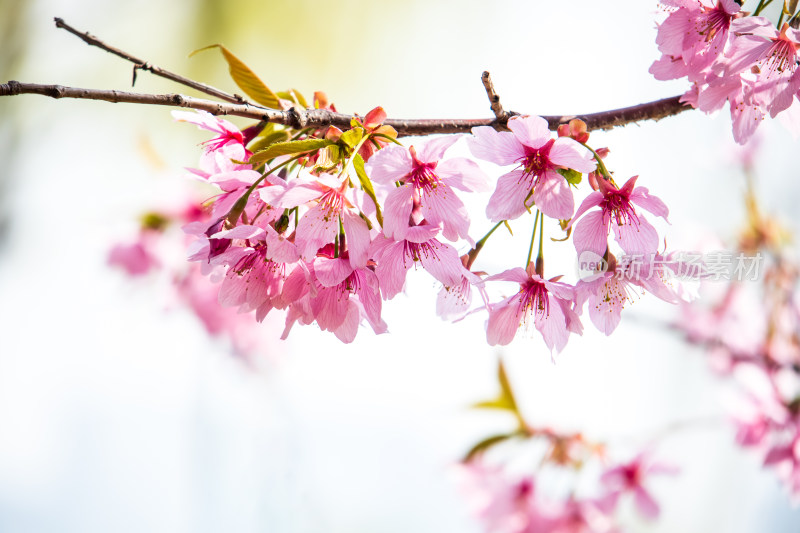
[0,81,691,135]
[53,17,252,106]
[481,71,508,121]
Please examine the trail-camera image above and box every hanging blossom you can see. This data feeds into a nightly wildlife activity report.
[570,175,670,258]
[651,4,800,143]
[468,115,596,221]
[366,135,489,243]
[484,264,582,353]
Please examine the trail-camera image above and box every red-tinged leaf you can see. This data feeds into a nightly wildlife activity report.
[190,44,280,109]
[363,106,387,129]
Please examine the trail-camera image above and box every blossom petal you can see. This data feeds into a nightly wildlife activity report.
[573,210,609,257]
[614,215,659,256]
[342,211,372,268]
[507,115,550,148]
[365,144,412,184]
[421,182,471,242]
[532,170,574,220]
[549,137,597,173]
[417,135,460,162]
[467,126,524,166]
[436,158,492,192]
[486,299,520,346]
[418,239,463,288]
[630,187,670,221]
[296,204,339,260]
[382,185,415,241]
[486,170,533,222]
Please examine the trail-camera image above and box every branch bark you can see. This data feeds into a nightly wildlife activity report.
[0,81,691,136]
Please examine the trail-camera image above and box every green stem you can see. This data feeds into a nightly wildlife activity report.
[466,220,505,269]
[226,154,303,226]
[536,211,545,276]
[581,143,612,181]
[526,210,540,267]
[754,0,773,16]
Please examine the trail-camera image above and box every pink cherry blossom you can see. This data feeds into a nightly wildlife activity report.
[599,453,677,520]
[273,172,371,268]
[108,235,160,276]
[366,136,489,242]
[172,109,245,152]
[571,176,669,258]
[725,23,800,119]
[651,0,742,82]
[485,266,581,353]
[468,115,596,221]
[370,224,463,300]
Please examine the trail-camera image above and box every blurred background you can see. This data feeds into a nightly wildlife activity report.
[1,0,799,531]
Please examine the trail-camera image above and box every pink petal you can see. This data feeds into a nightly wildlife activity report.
[588,283,624,335]
[535,293,569,353]
[314,256,353,287]
[365,144,412,184]
[486,299,521,346]
[436,158,492,192]
[383,185,415,241]
[417,135,460,162]
[212,225,266,240]
[420,182,470,242]
[418,239,464,288]
[486,170,533,222]
[264,225,300,264]
[467,126,524,166]
[549,137,597,173]
[614,216,659,256]
[311,286,348,331]
[332,301,361,343]
[485,267,531,284]
[404,224,441,244]
[507,115,550,148]
[634,487,660,520]
[569,191,604,228]
[342,211,372,268]
[276,182,325,208]
[532,170,574,220]
[296,204,339,260]
[573,210,609,257]
[630,187,670,221]
[374,240,410,299]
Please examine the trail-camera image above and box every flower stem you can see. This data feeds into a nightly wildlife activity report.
[536,211,545,276]
[581,142,612,181]
[465,221,505,269]
[226,154,302,226]
[526,210,541,267]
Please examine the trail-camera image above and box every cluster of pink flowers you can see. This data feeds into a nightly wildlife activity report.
[167,105,686,350]
[674,181,800,500]
[108,196,275,358]
[458,364,677,533]
[652,1,800,143]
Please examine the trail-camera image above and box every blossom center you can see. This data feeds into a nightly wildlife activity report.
[695,5,731,44]
[602,190,639,227]
[521,139,555,181]
[408,147,441,193]
[518,278,550,320]
[762,36,799,78]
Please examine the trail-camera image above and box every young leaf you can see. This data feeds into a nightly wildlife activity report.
[463,433,516,462]
[557,168,582,187]
[340,127,364,149]
[277,89,308,108]
[247,130,292,153]
[353,153,383,227]
[472,360,526,430]
[249,138,333,166]
[190,44,280,109]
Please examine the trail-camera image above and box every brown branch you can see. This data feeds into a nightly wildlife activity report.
[53,17,252,106]
[0,81,691,135]
[481,71,508,121]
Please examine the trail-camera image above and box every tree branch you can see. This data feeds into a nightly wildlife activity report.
[53,17,251,106]
[0,81,690,135]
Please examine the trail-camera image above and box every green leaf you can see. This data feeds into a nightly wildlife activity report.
[247,130,292,153]
[249,138,333,166]
[190,44,280,109]
[277,89,308,108]
[340,127,364,149]
[472,360,526,429]
[353,153,383,227]
[557,168,582,187]
[464,433,516,462]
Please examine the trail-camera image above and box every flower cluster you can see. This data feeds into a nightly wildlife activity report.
[170,104,684,351]
[651,1,800,143]
[674,169,800,500]
[458,362,677,533]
